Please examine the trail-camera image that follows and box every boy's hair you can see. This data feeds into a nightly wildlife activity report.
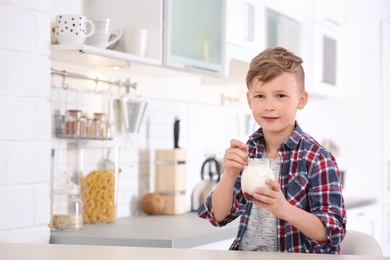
[246,47,305,91]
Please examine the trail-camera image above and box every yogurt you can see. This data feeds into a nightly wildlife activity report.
[241,158,274,201]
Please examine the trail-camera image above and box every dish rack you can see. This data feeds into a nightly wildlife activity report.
[55,114,114,141]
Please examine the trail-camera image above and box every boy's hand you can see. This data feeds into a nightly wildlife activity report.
[222,139,249,178]
[252,179,292,220]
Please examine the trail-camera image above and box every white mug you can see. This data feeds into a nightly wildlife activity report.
[123,28,149,56]
[55,15,95,45]
[85,18,123,49]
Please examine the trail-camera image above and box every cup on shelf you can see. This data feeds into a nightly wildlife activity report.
[122,28,149,56]
[55,15,95,45]
[85,18,123,49]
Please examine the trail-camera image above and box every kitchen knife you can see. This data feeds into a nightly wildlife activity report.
[174,117,180,149]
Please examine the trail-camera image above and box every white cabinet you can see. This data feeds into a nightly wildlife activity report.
[164,0,225,75]
[381,20,390,256]
[299,0,343,98]
[82,0,226,75]
[346,204,378,238]
[312,0,345,26]
[382,205,390,256]
[225,0,265,62]
[264,0,305,22]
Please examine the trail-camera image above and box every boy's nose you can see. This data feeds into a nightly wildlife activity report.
[264,100,275,111]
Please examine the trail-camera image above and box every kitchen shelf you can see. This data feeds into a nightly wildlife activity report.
[50,44,162,68]
[55,114,113,141]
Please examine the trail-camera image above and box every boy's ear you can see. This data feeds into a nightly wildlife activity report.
[246,91,252,109]
[297,91,308,109]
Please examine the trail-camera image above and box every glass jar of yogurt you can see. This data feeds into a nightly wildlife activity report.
[241,158,274,201]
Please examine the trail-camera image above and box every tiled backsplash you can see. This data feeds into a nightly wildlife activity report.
[51,81,255,217]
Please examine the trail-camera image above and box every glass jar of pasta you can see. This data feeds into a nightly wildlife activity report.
[50,173,83,231]
[79,146,119,223]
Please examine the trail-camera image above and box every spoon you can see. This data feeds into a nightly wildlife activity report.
[240,148,250,160]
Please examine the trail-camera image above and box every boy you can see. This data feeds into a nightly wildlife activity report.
[197,47,346,253]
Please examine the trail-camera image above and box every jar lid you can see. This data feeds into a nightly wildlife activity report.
[53,174,80,195]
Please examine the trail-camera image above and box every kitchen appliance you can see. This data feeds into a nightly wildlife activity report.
[191,157,221,211]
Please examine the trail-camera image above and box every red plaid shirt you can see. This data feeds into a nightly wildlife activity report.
[197,122,347,253]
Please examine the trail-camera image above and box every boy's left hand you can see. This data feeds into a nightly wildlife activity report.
[252,179,292,220]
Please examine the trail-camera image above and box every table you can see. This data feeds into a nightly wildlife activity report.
[0,243,389,260]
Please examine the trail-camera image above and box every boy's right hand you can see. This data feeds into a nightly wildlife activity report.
[222,139,249,178]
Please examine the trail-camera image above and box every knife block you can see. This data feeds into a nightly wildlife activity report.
[154,149,186,215]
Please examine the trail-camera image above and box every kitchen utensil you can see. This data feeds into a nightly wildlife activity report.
[174,117,180,148]
[191,157,221,211]
[120,97,148,133]
[98,149,115,170]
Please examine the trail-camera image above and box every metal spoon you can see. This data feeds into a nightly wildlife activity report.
[240,148,250,160]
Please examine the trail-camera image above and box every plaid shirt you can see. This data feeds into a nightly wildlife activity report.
[197,122,347,253]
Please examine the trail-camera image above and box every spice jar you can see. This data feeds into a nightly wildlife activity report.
[65,110,82,136]
[93,112,107,137]
[50,174,83,231]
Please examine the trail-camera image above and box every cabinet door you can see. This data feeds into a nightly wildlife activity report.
[347,205,378,238]
[225,0,265,55]
[164,0,226,75]
[382,205,390,256]
[382,21,390,203]
[313,0,345,26]
[264,0,304,22]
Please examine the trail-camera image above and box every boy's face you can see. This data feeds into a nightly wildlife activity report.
[246,72,308,138]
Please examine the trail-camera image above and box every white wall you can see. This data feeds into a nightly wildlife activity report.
[0,0,52,243]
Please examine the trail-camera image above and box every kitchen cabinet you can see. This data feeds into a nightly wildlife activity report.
[58,0,225,76]
[264,0,305,22]
[164,0,225,75]
[312,0,345,26]
[382,205,390,256]
[346,204,378,239]
[381,20,390,256]
[225,0,265,63]
[299,0,343,98]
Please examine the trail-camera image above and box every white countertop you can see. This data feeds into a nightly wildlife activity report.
[49,197,376,248]
[1,243,389,260]
[50,212,239,248]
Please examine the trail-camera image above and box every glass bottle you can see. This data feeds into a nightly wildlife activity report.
[50,173,83,231]
[65,109,82,136]
[241,158,274,201]
[93,112,107,137]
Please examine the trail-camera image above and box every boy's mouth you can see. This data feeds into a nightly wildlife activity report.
[263,116,278,122]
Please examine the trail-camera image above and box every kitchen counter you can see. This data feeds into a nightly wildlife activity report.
[50,212,239,248]
[50,197,376,249]
[1,243,389,260]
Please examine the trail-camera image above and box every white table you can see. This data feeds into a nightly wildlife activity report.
[0,243,389,260]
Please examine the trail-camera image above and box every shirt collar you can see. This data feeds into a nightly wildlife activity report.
[248,121,304,151]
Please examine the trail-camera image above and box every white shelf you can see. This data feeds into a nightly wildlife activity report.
[50,44,162,68]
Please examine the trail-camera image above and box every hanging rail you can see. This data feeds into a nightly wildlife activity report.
[51,68,137,93]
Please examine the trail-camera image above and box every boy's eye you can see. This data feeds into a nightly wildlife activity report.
[253,94,264,99]
[276,94,286,98]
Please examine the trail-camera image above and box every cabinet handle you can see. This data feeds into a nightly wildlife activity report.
[244,3,254,42]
